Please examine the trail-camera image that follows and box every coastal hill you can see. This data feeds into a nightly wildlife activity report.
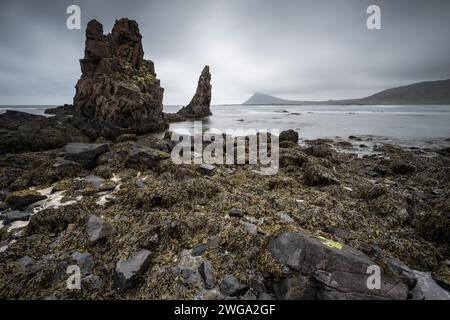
[243,79,450,105]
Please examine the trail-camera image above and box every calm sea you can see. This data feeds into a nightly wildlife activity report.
[2,104,450,148]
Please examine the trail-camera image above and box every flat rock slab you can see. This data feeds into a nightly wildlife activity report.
[410,271,450,300]
[126,144,170,170]
[114,249,151,291]
[268,231,408,300]
[1,211,32,225]
[5,191,47,210]
[64,143,110,168]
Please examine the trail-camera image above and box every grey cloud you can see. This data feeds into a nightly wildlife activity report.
[0,0,449,105]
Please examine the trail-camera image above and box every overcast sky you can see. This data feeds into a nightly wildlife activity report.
[0,0,449,105]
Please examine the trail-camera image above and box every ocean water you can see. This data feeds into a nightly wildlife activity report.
[2,104,450,148]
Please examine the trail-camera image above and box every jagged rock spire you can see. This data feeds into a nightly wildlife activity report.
[177,66,212,119]
[74,18,167,133]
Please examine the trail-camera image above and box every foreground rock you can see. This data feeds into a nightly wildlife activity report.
[268,231,409,300]
[85,215,114,244]
[0,111,89,155]
[5,190,47,210]
[74,19,167,133]
[303,163,339,186]
[64,142,110,169]
[410,271,450,300]
[279,130,299,144]
[114,249,152,291]
[0,211,32,224]
[220,275,249,297]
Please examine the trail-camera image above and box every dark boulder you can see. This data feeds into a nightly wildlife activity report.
[267,231,409,300]
[70,251,94,275]
[198,261,217,289]
[125,144,170,170]
[0,210,32,224]
[5,190,47,210]
[279,130,299,144]
[0,111,90,155]
[220,275,249,297]
[64,142,110,169]
[303,163,339,187]
[114,249,152,291]
[85,215,114,244]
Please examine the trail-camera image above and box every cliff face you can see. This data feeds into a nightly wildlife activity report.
[177,66,212,119]
[74,19,167,133]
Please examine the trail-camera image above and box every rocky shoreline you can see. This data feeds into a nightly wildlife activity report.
[0,127,449,299]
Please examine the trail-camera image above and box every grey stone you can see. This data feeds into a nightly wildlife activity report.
[276,211,295,224]
[70,251,94,275]
[52,158,81,176]
[17,255,34,271]
[198,164,216,175]
[85,215,114,244]
[410,271,450,300]
[114,249,152,291]
[198,261,217,289]
[1,211,32,224]
[220,275,249,297]
[242,222,258,235]
[84,175,105,188]
[191,243,209,257]
[268,231,409,300]
[229,208,244,218]
[386,257,416,290]
[64,142,110,168]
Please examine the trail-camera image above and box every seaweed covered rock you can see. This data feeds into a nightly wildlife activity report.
[267,232,409,300]
[175,66,212,119]
[5,190,47,210]
[279,130,299,144]
[303,163,339,186]
[64,142,110,169]
[0,111,90,155]
[74,19,167,133]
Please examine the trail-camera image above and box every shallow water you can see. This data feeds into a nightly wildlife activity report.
[165,104,450,149]
[2,104,450,148]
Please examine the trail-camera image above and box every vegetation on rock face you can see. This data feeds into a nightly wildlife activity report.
[74,18,167,133]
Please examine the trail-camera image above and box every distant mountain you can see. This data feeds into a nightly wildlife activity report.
[243,93,310,105]
[243,79,450,105]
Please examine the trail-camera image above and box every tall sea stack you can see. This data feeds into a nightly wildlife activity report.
[177,66,212,119]
[73,18,167,133]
